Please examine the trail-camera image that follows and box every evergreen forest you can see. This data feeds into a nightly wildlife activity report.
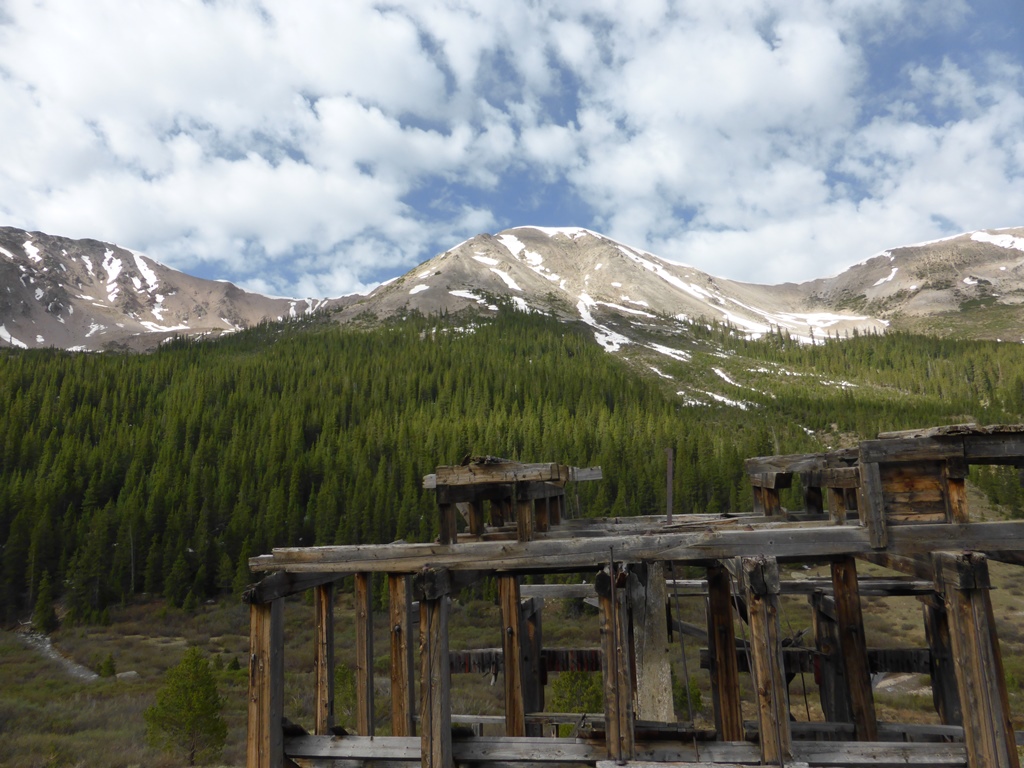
[3,308,1024,624]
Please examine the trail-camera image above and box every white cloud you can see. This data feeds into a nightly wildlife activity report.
[0,0,1021,295]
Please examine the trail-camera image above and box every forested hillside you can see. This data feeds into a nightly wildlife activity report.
[2,309,1024,624]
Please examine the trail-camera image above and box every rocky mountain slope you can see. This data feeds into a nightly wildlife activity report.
[3,224,1023,351]
[0,227,335,351]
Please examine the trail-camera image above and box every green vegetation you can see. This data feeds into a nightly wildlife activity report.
[144,646,227,766]
[3,309,1024,626]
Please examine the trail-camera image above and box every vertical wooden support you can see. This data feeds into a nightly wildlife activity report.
[499,575,528,737]
[706,563,743,740]
[936,552,1019,768]
[857,458,888,548]
[516,498,534,542]
[523,596,545,735]
[921,592,962,726]
[830,557,877,740]
[417,569,453,768]
[742,556,791,765]
[389,574,416,737]
[313,583,335,735]
[597,566,634,761]
[753,486,782,517]
[827,487,847,525]
[247,599,284,768]
[438,503,458,544]
[629,563,674,723]
[490,498,508,527]
[804,484,824,515]
[535,498,550,533]
[943,458,970,524]
[811,592,852,724]
[467,500,486,536]
[355,573,375,736]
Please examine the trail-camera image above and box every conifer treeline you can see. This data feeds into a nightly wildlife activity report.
[1,311,1023,623]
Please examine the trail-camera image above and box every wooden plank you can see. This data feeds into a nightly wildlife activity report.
[435,461,567,486]
[389,575,416,737]
[944,465,970,525]
[498,576,527,737]
[419,585,452,768]
[313,584,334,735]
[827,487,847,525]
[248,599,284,768]
[742,556,791,764]
[355,573,375,737]
[522,595,545,731]
[831,557,878,741]
[806,466,862,489]
[706,563,743,740]
[860,435,966,464]
[936,551,1019,768]
[251,520,1024,576]
[598,566,634,761]
[569,466,603,482]
[857,459,888,549]
[921,592,962,727]
[629,563,674,723]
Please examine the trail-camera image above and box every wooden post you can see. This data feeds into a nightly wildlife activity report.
[314,583,335,735]
[827,487,847,525]
[811,592,852,724]
[438,503,458,544]
[247,599,284,768]
[742,555,791,764]
[943,458,970,524]
[499,575,527,737]
[597,565,634,761]
[629,563,674,723]
[921,592,962,726]
[857,459,888,548]
[830,557,877,740]
[936,551,1019,768]
[516,498,534,542]
[355,573,375,736]
[706,563,743,740]
[804,484,824,515]
[417,569,453,768]
[666,447,674,523]
[523,596,545,735]
[389,574,416,737]
[535,498,550,533]
[467,501,486,536]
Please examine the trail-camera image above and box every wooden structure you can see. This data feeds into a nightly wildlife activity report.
[245,426,1024,768]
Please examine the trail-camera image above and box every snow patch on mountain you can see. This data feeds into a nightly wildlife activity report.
[23,241,41,263]
[972,231,1024,252]
[874,267,898,286]
[490,269,522,291]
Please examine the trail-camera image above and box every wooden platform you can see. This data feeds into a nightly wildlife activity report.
[245,426,1024,768]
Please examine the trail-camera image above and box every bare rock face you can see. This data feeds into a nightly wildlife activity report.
[3,223,1023,351]
[0,227,339,351]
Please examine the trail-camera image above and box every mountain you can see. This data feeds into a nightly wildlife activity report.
[3,224,1024,351]
[0,227,341,351]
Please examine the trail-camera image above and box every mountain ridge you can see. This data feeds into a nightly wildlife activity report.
[2,223,1024,351]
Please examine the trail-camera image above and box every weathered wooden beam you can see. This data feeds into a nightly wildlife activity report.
[742,555,791,764]
[523,595,545,732]
[629,563,674,723]
[248,599,284,768]
[438,502,458,545]
[448,647,602,674]
[812,591,852,724]
[936,551,1019,768]
[435,462,569,486]
[515,499,534,542]
[251,520,1024,576]
[354,573,375,737]
[831,557,877,741]
[857,459,888,549]
[389,575,416,737]
[498,575,527,737]
[243,571,341,604]
[598,565,634,761]
[921,592,962,727]
[419,575,452,768]
[706,563,743,741]
[313,584,334,735]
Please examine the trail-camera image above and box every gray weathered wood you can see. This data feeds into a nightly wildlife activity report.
[313,583,334,735]
[498,576,527,737]
[629,563,674,723]
[355,573,375,736]
[248,599,284,768]
[599,566,634,761]
[831,556,877,741]
[389,574,416,737]
[921,592,962,727]
[706,563,743,741]
[419,590,452,768]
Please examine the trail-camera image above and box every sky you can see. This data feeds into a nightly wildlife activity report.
[1,1,1023,298]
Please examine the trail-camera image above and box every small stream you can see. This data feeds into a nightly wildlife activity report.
[20,631,99,681]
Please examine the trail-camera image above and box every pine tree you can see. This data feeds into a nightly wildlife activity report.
[144,646,227,766]
[32,571,58,634]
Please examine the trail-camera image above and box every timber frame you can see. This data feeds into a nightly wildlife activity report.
[246,425,1024,768]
